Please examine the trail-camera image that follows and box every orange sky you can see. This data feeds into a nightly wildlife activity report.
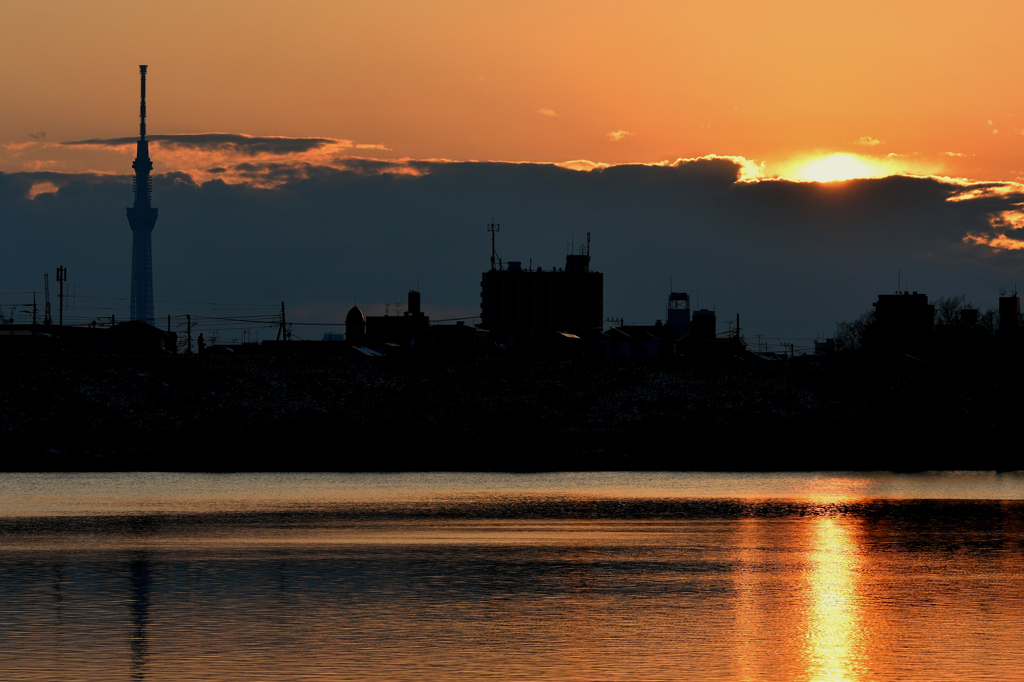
[2,0,1023,181]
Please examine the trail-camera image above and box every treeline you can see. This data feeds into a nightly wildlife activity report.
[835,295,1013,353]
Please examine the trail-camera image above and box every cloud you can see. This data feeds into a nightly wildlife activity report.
[962,208,1024,250]
[944,180,1024,251]
[607,130,633,142]
[4,141,36,152]
[537,108,558,117]
[942,152,970,157]
[28,132,46,140]
[27,181,58,199]
[63,133,352,155]
[54,133,394,187]
[555,159,610,172]
[856,136,882,147]
[4,157,1024,347]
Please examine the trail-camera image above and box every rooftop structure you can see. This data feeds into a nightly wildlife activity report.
[480,230,603,342]
[867,291,934,352]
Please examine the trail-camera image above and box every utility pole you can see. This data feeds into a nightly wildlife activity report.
[277,301,287,341]
[735,313,740,340]
[167,315,171,333]
[186,314,193,354]
[43,273,52,325]
[56,265,66,326]
[32,293,37,327]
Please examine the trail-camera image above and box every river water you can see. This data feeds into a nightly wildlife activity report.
[1,472,1023,681]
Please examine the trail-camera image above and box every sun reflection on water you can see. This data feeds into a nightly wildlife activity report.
[805,517,864,682]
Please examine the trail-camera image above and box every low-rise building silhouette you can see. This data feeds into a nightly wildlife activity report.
[865,291,934,352]
[480,234,603,345]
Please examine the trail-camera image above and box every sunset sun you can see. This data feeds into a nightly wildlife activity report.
[792,153,887,183]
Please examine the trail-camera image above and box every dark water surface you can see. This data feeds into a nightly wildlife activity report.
[2,472,1023,681]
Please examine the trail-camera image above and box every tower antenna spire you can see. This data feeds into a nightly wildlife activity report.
[139,64,147,140]
[127,64,158,323]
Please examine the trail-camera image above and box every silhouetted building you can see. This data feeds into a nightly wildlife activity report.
[346,305,366,343]
[424,321,490,358]
[365,290,430,349]
[127,65,159,323]
[480,240,603,343]
[690,309,717,340]
[866,291,934,352]
[0,322,176,354]
[999,294,1020,333]
[666,292,691,339]
[994,292,1021,346]
[612,322,674,359]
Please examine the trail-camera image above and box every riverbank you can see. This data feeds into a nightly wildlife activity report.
[2,353,1021,471]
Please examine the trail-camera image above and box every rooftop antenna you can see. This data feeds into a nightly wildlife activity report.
[488,220,501,271]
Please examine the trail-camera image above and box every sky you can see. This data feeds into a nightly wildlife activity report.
[2,0,1024,349]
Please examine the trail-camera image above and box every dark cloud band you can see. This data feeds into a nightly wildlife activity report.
[63,133,344,155]
[3,159,1023,346]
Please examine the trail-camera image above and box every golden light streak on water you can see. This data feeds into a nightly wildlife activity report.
[3,474,1024,680]
[804,517,864,682]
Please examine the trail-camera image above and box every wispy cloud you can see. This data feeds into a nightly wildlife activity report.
[962,208,1024,250]
[27,181,58,199]
[555,159,609,171]
[28,131,46,140]
[53,133,393,186]
[947,180,1024,251]
[607,130,633,142]
[537,108,558,117]
[4,141,36,152]
[855,136,882,147]
[63,133,358,155]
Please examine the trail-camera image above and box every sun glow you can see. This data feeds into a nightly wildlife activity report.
[791,153,888,183]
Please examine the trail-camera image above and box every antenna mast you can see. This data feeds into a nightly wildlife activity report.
[139,64,147,140]
[488,220,501,271]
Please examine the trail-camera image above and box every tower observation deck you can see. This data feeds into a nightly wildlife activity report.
[126,64,158,323]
